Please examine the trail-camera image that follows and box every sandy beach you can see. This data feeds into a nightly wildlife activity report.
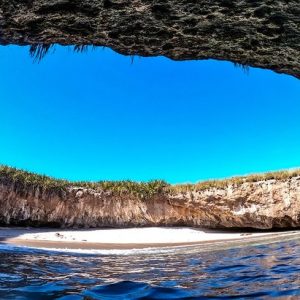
[1,227,299,251]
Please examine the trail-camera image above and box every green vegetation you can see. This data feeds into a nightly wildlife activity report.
[0,165,169,197]
[0,165,69,192]
[78,179,169,198]
[233,62,250,74]
[1,165,300,197]
[29,44,97,62]
[172,169,300,193]
[29,44,55,62]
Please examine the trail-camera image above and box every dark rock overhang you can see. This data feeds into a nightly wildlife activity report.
[0,0,299,78]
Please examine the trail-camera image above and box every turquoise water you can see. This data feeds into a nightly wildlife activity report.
[0,237,300,299]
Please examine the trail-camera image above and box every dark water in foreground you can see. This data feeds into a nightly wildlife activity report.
[0,237,300,299]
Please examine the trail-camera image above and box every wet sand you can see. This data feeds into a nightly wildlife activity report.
[2,238,221,250]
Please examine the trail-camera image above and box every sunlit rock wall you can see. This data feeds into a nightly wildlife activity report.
[0,177,300,229]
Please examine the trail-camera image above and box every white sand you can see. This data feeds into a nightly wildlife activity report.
[0,227,282,244]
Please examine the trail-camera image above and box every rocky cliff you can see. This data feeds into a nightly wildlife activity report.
[1,171,300,229]
[0,0,299,78]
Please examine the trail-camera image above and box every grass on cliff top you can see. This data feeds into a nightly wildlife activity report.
[1,165,300,196]
[0,165,168,197]
[172,169,300,193]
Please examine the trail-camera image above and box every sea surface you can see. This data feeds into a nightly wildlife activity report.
[0,234,300,300]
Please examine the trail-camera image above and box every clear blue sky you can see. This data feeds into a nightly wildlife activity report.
[0,45,299,183]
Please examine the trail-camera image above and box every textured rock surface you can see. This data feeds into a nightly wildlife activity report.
[0,0,299,78]
[1,176,300,229]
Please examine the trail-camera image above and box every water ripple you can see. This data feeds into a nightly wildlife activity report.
[0,236,299,299]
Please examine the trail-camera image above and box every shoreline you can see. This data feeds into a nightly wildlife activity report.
[1,238,220,250]
[1,227,299,251]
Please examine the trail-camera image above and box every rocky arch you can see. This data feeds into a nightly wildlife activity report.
[0,0,299,78]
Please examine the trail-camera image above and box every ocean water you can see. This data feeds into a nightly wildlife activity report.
[0,236,300,300]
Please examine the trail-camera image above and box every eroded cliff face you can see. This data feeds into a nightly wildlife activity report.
[0,0,299,78]
[1,177,300,229]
